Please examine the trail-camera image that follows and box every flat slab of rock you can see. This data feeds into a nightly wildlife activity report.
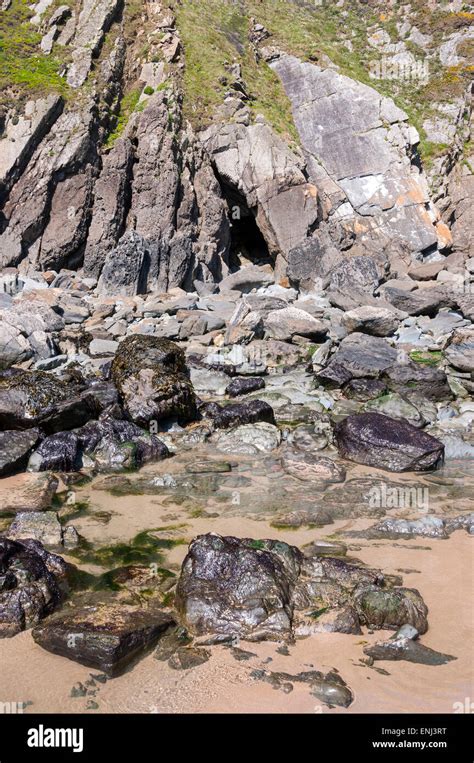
[32,604,175,677]
[0,472,58,514]
[219,265,273,294]
[335,412,445,472]
[6,511,64,546]
[213,422,281,454]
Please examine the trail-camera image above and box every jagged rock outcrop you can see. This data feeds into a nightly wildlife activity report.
[0,105,97,270]
[111,335,197,426]
[84,93,230,291]
[66,0,123,89]
[0,95,63,202]
[82,138,134,279]
[0,537,67,637]
[271,54,450,264]
[201,120,319,279]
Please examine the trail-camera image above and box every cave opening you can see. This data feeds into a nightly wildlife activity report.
[225,191,273,271]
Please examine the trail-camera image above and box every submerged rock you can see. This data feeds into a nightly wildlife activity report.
[295,606,362,636]
[0,537,67,637]
[359,516,448,540]
[251,667,353,708]
[111,336,197,427]
[175,534,303,641]
[335,412,445,472]
[32,604,175,677]
[281,450,345,483]
[168,646,211,670]
[213,422,281,454]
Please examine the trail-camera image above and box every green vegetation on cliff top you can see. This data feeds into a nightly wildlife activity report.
[174,0,473,163]
[0,0,69,110]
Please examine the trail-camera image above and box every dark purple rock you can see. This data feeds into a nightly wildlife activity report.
[200,399,275,429]
[225,377,266,397]
[0,537,67,637]
[334,412,444,472]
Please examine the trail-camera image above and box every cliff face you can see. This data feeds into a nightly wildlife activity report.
[0,0,472,292]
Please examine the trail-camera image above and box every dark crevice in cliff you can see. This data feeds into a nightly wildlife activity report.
[229,210,272,269]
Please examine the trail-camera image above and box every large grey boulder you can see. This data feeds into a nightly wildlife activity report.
[264,306,327,341]
[287,226,344,292]
[383,286,455,316]
[0,323,32,369]
[382,362,452,401]
[342,305,404,337]
[335,412,445,472]
[271,54,444,257]
[317,333,397,387]
[445,327,474,373]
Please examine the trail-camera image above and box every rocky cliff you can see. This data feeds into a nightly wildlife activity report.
[0,0,472,291]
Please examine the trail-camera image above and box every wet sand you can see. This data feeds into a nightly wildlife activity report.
[0,468,472,714]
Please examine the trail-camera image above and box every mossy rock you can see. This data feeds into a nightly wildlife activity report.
[111,335,197,427]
